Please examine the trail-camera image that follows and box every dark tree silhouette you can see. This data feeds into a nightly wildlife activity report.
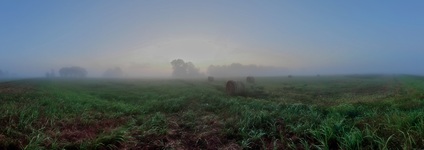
[208,76,214,82]
[246,76,255,83]
[170,59,202,78]
[171,59,186,77]
[59,66,87,78]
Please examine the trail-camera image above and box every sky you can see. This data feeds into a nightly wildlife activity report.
[1,0,423,77]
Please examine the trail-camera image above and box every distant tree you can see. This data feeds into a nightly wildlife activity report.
[186,62,202,77]
[171,59,186,77]
[59,66,87,78]
[59,68,66,77]
[46,69,55,78]
[103,67,124,78]
[246,76,255,83]
[50,69,55,77]
[0,70,9,77]
[208,76,214,82]
[170,59,202,78]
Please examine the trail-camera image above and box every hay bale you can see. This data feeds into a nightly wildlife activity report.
[226,80,245,96]
[246,76,255,83]
[208,76,214,82]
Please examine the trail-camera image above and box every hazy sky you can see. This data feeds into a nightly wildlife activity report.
[1,1,423,77]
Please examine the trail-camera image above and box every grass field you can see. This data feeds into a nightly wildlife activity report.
[1,75,424,149]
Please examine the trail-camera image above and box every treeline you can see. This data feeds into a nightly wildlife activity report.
[170,59,287,78]
[40,59,285,79]
[103,67,123,78]
[170,59,203,78]
[44,66,88,78]
[45,66,124,78]
[59,66,87,78]
[0,69,8,78]
[0,69,16,78]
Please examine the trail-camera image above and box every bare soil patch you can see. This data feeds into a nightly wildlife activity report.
[133,115,241,150]
[43,117,128,148]
[0,83,34,94]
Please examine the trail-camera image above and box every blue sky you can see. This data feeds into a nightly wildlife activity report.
[1,1,423,77]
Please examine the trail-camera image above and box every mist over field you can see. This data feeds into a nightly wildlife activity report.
[2,1,424,149]
[1,1,424,78]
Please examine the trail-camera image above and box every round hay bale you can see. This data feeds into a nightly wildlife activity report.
[246,76,255,83]
[208,76,214,82]
[226,80,245,96]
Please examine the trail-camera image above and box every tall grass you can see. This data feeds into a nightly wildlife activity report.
[1,76,424,149]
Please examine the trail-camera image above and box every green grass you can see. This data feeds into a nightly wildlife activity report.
[0,75,424,149]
